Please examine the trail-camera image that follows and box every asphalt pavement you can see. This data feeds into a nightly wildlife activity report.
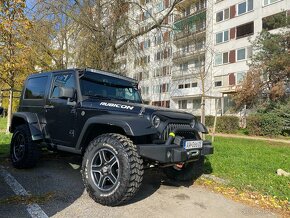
[0,151,277,218]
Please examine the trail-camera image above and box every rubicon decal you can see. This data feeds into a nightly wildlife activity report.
[100,102,134,110]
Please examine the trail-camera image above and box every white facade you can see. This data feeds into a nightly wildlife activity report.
[117,0,289,115]
[212,0,289,113]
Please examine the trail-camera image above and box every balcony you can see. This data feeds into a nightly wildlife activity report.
[173,47,205,63]
[216,85,242,94]
[173,27,206,44]
[172,66,204,80]
[174,8,206,23]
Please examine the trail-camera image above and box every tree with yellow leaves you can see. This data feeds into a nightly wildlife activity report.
[0,0,34,133]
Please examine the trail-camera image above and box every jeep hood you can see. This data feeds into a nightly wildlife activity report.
[81,99,195,121]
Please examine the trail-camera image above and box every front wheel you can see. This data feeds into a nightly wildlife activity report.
[163,156,204,181]
[81,133,144,206]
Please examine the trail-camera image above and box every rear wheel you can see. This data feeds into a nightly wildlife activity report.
[81,133,144,206]
[163,156,204,181]
[10,125,40,168]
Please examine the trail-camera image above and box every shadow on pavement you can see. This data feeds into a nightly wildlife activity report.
[0,150,212,216]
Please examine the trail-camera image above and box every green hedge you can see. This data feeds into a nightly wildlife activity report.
[196,115,239,133]
[195,115,215,127]
[247,113,283,136]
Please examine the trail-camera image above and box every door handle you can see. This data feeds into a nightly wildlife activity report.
[44,105,55,109]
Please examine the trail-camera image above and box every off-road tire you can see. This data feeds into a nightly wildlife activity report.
[10,124,40,169]
[81,133,144,206]
[163,156,204,181]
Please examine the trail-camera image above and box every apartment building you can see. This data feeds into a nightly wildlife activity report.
[116,0,289,115]
[212,0,289,113]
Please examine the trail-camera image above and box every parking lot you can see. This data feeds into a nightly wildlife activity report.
[0,151,279,218]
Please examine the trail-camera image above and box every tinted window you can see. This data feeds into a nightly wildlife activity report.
[51,73,75,98]
[24,77,48,99]
[80,72,141,103]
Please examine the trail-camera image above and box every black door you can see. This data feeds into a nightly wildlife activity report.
[45,72,77,147]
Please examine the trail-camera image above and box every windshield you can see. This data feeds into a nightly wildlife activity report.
[79,71,142,103]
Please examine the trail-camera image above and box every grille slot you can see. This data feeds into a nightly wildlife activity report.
[161,123,192,141]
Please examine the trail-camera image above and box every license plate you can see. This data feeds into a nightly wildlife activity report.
[184,140,203,150]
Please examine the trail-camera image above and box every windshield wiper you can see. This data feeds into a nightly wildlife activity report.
[85,95,112,100]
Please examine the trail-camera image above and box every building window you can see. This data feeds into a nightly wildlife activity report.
[262,12,287,31]
[236,22,254,38]
[156,1,164,13]
[178,84,184,89]
[155,32,162,45]
[192,98,201,110]
[192,82,198,87]
[144,8,152,20]
[180,62,188,71]
[162,83,169,93]
[215,52,229,65]
[263,0,280,6]
[153,85,161,94]
[184,7,191,16]
[215,81,222,87]
[237,48,246,61]
[216,30,229,44]
[236,47,252,61]
[178,100,187,109]
[185,83,190,88]
[141,86,149,95]
[237,0,253,16]
[144,39,151,49]
[237,71,246,84]
[216,8,229,22]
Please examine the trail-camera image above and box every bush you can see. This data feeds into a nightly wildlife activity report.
[196,115,239,133]
[196,115,215,127]
[247,113,283,136]
[216,116,239,133]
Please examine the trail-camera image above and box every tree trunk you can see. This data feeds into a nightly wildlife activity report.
[6,89,13,134]
[200,96,205,125]
[200,95,206,140]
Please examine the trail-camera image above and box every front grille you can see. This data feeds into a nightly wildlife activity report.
[161,123,192,141]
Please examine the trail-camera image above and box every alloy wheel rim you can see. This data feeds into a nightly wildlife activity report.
[90,147,119,191]
[13,133,25,161]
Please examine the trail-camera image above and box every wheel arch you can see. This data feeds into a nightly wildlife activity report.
[78,123,127,153]
[76,116,157,152]
[10,112,43,141]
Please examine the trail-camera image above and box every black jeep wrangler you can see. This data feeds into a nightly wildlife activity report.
[10,68,213,206]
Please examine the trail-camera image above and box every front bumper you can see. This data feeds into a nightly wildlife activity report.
[137,140,213,163]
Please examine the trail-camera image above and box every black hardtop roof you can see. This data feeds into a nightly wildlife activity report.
[28,68,138,83]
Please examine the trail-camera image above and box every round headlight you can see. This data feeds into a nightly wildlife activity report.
[152,115,161,128]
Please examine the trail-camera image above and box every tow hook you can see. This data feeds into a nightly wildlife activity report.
[187,150,199,157]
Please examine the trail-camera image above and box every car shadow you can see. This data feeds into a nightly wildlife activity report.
[127,157,213,205]
[0,151,213,216]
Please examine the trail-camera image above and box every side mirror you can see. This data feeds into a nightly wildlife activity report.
[59,87,75,99]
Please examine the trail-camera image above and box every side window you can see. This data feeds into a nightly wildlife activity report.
[24,77,48,100]
[50,73,75,98]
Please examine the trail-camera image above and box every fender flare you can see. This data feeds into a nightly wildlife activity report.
[10,112,43,141]
[75,115,157,150]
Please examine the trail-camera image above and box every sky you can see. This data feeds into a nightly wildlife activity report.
[25,0,37,12]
